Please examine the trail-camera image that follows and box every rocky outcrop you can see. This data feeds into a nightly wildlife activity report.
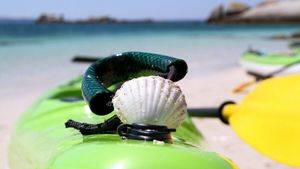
[207,5,225,22]
[207,0,300,24]
[35,14,154,24]
[36,14,65,24]
[226,2,250,16]
[206,2,249,23]
[75,16,118,24]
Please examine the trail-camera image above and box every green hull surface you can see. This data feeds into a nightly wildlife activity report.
[242,52,300,66]
[8,77,236,169]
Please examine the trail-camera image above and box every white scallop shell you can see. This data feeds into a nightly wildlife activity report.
[112,76,187,129]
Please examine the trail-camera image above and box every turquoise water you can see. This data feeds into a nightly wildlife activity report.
[0,21,300,90]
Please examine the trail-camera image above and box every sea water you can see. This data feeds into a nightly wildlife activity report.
[0,21,300,91]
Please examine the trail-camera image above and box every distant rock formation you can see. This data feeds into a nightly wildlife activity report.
[226,2,250,16]
[75,16,118,24]
[206,2,249,23]
[207,5,225,22]
[207,0,300,24]
[36,14,65,24]
[35,14,154,24]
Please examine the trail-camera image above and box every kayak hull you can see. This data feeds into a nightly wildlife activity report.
[240,52,300,77]
[240,59,300,77]
[8,77,236,169]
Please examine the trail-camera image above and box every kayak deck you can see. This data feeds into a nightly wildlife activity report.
[8,77,236,169]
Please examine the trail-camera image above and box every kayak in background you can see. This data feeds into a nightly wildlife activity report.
[233,49,300,93]
[240,50,300,79]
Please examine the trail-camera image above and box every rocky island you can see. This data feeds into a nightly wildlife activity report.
[35,14,153,24]
[36,14,65,24]
[207,0,300,24]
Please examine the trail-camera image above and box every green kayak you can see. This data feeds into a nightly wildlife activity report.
[241,50,300,78]
[8,52,237,169]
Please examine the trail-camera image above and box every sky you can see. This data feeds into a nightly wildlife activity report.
[1,0,262,20]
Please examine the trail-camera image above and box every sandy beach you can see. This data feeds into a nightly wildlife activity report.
[0,64,293,169]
